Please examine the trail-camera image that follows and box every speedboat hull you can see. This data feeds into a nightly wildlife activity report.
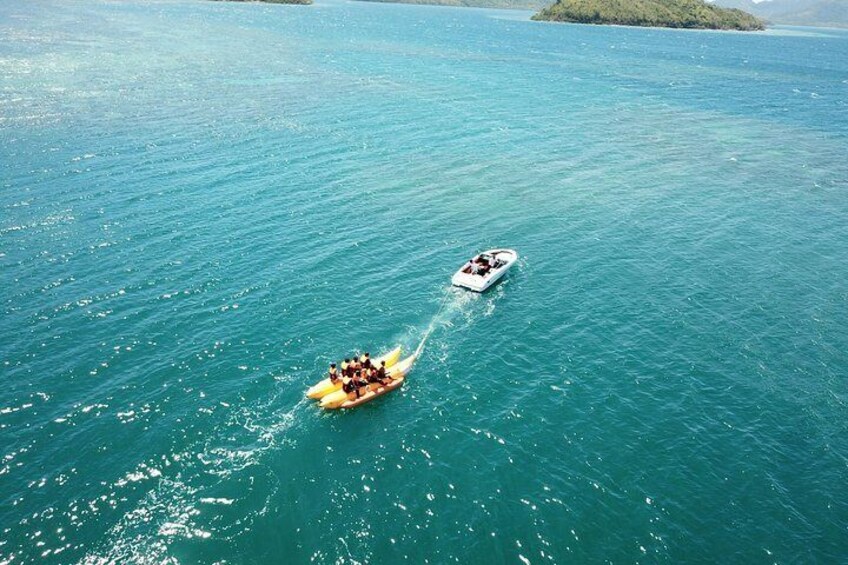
[451,249,518,292]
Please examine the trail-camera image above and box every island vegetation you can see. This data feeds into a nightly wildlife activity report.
[531,0,765,30]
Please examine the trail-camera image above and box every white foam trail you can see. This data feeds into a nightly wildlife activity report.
[414,316,437,358]
[412,287,479,358]
[82,395,311,564]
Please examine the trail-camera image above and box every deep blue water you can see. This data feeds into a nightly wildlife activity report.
[1,1,847,563]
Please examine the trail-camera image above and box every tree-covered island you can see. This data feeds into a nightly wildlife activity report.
[532,0,765,30]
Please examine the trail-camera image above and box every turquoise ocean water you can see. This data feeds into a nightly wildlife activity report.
[2,0,847,562]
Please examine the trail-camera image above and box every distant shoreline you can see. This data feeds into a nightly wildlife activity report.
[210,0,313,5]
[210,0,847,28]
[355,0,544,10]
[357,0,765,30]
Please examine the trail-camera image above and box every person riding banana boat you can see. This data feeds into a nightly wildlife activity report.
[341,376,355,397]
[367,360,390,385]
[357,369,370,390]
[342,369,366,400]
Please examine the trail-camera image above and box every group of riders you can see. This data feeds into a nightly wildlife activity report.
[326,353,393,400]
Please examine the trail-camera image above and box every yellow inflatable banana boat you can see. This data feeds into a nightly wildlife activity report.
[306,346,401,399]
[320,354,416,410]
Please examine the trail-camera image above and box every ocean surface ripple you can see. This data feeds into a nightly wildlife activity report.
[1,0,847,563]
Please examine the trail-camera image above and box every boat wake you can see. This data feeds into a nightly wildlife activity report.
[81,394,312,564]
[410,285,491,359]
[79,283,508,563]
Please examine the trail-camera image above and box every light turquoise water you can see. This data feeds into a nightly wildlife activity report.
[2,1,847,563]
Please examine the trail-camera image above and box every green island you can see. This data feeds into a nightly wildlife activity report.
[532,0,765,30]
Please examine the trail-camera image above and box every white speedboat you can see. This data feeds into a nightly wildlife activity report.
[451,249,518,292]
